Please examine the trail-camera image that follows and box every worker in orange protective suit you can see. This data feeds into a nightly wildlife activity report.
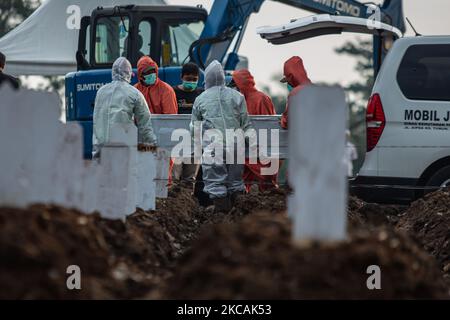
[280,56,312,129]
[135,56,178,185]
[232,69,279,193]
[134,56,178,114]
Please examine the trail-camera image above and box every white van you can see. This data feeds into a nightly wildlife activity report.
[354,36,450,203]
[258,15,450,204]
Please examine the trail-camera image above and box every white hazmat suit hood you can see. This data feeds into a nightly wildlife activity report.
[190,60,253,140]
[204,60,225,89]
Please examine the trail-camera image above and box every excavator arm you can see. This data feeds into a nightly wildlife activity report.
[190,0,265,69]
[278,0,369,17]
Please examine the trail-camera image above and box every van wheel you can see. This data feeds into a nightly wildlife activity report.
[424,165,450,195]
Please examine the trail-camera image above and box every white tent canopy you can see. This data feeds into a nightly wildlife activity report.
[0,0,165,76]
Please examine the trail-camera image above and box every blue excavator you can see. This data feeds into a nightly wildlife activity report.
[65,0,405,158]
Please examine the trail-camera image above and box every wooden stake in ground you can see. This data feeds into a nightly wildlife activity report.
[288,85,348,241]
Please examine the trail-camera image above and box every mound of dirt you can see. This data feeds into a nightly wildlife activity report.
[348,196,407,228]
[0,184,203,299]
[0,204,122,299]
[397,190,450,277]
[231,190,404,230]
[2,180,446,300]
[161,212,448,299]
[231,187,289,215]
[347,196,366,227]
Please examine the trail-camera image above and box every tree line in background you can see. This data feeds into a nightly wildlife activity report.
[0,0,38,34]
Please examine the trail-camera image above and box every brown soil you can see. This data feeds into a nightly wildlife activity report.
[0,184,202,299]
[161,212,448,299]
[397,189,450,278]
[0,205,120,299]
[231,187,288,215]
[0,183,448,299]
[348,196,407,228]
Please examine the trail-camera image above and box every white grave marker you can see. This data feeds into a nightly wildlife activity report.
[288,85,348,241]
[155,148,170,198]
[0,86,158,219]
[0,86,61,206]
[96,124,138,219]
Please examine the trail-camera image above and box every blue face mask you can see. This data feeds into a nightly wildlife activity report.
[144,73,157,86]
[287,84,294,92]
[182,81,198,91]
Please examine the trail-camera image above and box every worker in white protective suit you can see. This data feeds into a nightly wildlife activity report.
[190,60,254,213]
[93,57,157,158]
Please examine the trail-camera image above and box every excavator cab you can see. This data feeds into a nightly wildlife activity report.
[67,5,207,159]
[76,5,207,70]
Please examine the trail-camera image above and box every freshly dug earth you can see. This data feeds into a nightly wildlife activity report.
[1,182,447,299]
[161,212,448,299]
[0,184,288,299]
[0,184,202,299]
[397,190,450,278]
[0,205,124,299]
[347,196,407,228]
[231,187,288,215]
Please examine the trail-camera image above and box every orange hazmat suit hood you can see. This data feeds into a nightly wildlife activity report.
[283,56,311,88]
[137,56,159,85]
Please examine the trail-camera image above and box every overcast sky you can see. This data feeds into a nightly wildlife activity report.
[169,0,450,93]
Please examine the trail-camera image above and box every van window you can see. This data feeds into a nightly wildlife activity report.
[397,44,450,101]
